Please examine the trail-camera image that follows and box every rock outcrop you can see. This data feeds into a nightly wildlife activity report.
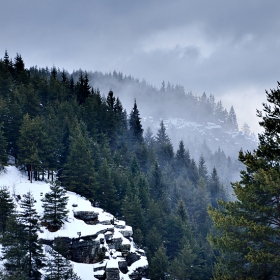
[43,209,148,279]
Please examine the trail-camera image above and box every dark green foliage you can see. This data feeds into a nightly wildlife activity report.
[169,239,205,280]
[208,82,280,279]
[1,214,29,279]
[41,181,69,229]
[0,126,8,169]
[129,100,143,145]
[0,187,15,237]
[76,72,91,105]
[148,161,166,200]
[177,198,188,222]
[0,52,244,279]
[96,159,119,214]
[155,120,174,166]
[175,140,190,169]
[17,114,50,182]
[208,167,226,208]
[19,191,45,279]
[62,121,98,199]
[149,245,169,280]
[198,154,208,181]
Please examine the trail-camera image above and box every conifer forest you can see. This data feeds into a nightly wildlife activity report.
[0,50,278,279]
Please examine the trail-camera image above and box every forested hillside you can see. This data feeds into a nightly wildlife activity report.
[0,51,246,279]
[71,68,257,191]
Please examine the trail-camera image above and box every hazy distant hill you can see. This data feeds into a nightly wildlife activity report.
[73,70,257,185]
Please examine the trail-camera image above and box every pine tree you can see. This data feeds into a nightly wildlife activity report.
[76,72,91,105]
[149,245,169,280]
[0,187,15,237]
[198,154,208,181]
[169,238,205,280]
[1,214,29,279]
[241,122,251,136]
[155,120,174,165]
[41,181,69,231]
[96,159,119,214]
[177,198,188,222]
[144,127,154,146]
[208,167,225,208]
[13,53,28,85]
[19,191,45,280]
[44,240,81,280]
[227,106,238,131]
[17,114,50,182]
[129,99,143,145]
[0,126,8,169]
[62,121,98,199]
[208,82,280,279]
[149,161,166,200]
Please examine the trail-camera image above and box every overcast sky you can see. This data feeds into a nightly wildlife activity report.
[1,0,280,133]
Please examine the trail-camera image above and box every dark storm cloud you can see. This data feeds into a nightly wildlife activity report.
[1,0,280,131]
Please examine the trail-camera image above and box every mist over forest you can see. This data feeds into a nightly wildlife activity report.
[0,51,265,280]
[71,69,257,189]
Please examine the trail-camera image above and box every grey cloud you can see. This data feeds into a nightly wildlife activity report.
[1,0,280,132]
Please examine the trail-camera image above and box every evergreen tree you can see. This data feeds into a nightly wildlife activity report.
[169,238,205,280]
[19,191,45,279]
[62,121,98,199]
[208,82,280,279]
[0,187,15,237]
[208,167,225,208]
[1,214,29,279]
[175,140,190,168]
[155,120,174,166]
[76,72,91,105]
[144,127,154,146]
[129,99,143,145]
[96,159,119,214]
[227,106,238,131]
[44,240,81,280]
[41,181,69,230]
[198,154,208,181]
[149,245,169,280]
[17,114,50,182]
[2,90,23,161]
[13,53,28,84]
[177,198,188,222]
[0,126,8,169]
[149,161,166,200]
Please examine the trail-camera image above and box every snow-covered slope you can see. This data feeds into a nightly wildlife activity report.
[143,116,257,159]
[0,166,149,280]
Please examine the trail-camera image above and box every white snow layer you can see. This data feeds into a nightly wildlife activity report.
[0,166,149,280]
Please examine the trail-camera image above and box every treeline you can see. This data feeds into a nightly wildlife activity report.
[0,51,228,279]
[70,69,239,131]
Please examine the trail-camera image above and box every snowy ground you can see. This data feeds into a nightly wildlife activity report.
[0,166,149,280]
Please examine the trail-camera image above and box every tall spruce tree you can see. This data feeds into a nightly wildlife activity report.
[155,120,174,165]
[0,125,8,169]
[41,181,69,230]
[208,82,280,279]
[1,214,29,279]
[17,114,50,182]
[0,187,15,237]
[129,99,143,145]
[62,121,98,199]
[149,244,169,280]
[19,191,45,280]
